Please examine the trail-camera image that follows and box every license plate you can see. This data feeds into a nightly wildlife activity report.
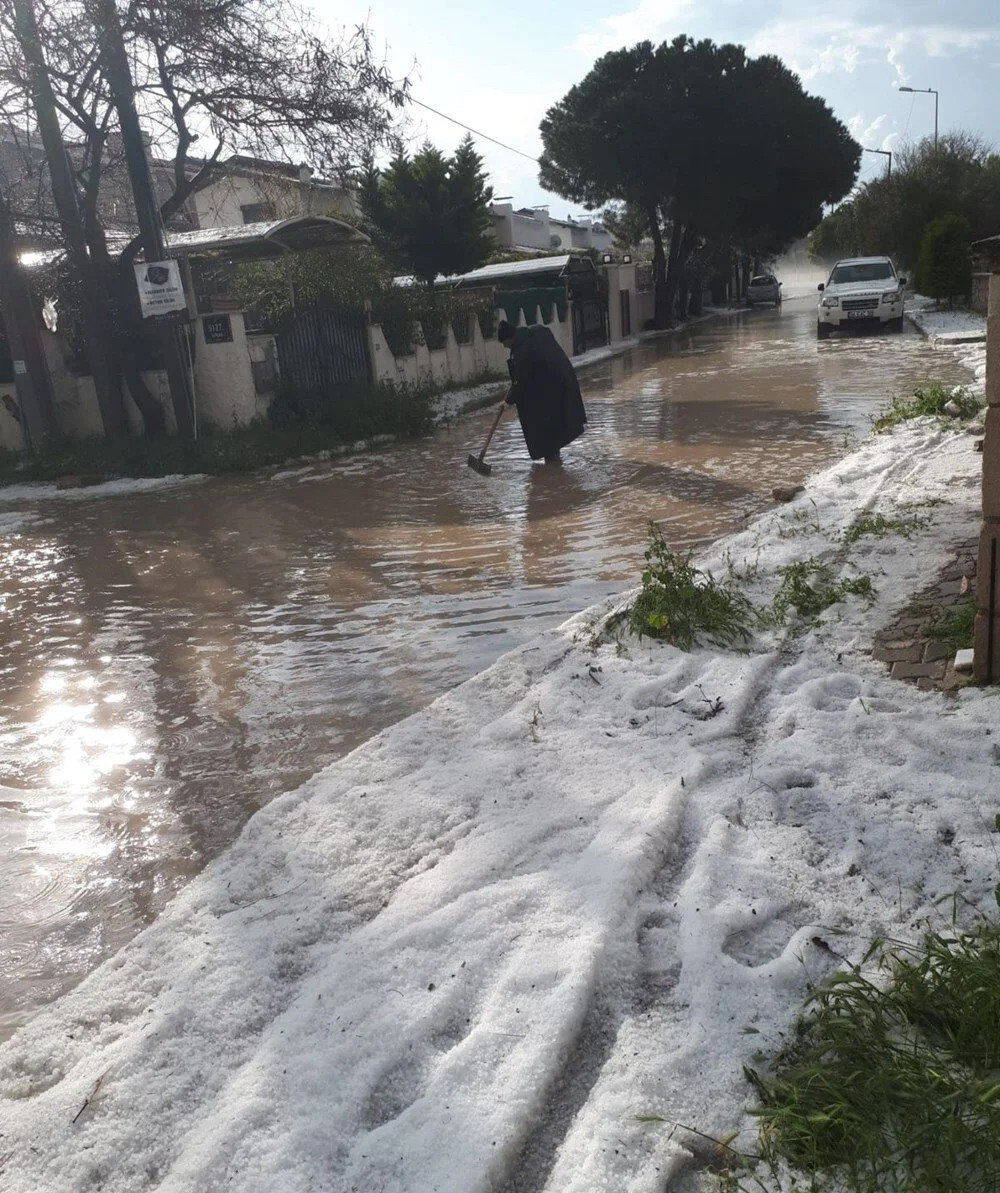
[846,310,874,319]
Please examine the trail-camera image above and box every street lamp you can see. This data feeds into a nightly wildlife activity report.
[898,86,938,146]
[863,147,892,178]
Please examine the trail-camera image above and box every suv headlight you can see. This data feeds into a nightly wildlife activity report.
[881,289,901,303]
[821,296,840,308]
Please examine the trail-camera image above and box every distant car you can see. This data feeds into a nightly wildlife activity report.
[817,256,906,339]
[746,274,781,307]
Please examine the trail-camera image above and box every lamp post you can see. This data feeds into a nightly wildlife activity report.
[898,86,938,146]
[863,147,892,178]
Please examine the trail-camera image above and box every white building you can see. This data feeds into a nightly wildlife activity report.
[489,202,612,256]
[187,155,357,230]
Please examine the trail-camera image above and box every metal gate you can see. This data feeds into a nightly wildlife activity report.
[619,288,632,338]
[572,298,609,355]
[276,304,370,395]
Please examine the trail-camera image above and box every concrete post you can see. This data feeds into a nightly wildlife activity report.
[974,271,1000,682]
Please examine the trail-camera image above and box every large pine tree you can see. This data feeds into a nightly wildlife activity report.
[540,37,860,326]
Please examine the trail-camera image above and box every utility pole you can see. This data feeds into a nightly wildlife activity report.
[94,0,195,439]
[11,0,127,436]
[898,86,939,147]
[863,147,892,179]
[0,196,58,449]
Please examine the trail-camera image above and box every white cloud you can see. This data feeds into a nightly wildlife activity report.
[749,19,882,81]
[748,15,1000,83]
[848,112,890,148]
[922,25,999,57]
[886,42,909,86]
[573,0,696,58]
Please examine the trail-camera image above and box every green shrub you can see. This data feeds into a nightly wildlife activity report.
[268,377,434,442]
[915,212,972,305]
[0,380,436,486]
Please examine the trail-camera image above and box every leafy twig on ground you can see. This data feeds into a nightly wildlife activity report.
[611,523,757,650]
[872,382,982,434]
[770,559,875,622]
[842,511,928,545]
[72,1068,110,1124]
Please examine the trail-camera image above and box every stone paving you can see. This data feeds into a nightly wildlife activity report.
[872,537,978,692]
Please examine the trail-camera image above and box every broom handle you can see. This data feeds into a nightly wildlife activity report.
[478,392,510,461]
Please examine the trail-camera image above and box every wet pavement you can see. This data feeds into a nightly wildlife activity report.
[0,297,975,1038]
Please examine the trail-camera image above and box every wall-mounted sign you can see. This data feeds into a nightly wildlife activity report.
[134,260,187,319]
[202,314,233,344]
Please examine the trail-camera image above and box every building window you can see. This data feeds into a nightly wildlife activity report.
[240,202,273,225]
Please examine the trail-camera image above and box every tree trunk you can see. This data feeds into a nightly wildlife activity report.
[662,220,685,324]
[677,278,690,320]
[689,280,704,316]
[0,196,58,448]
[646,202,671,330]
[11,0,128,437]
[108,254,170,437]
[709,273,727,306]
[94,0,195,439]
[676,227,700,320]
[118,343,169,437]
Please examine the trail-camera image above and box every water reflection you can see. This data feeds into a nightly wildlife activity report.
[0,301,973,1037]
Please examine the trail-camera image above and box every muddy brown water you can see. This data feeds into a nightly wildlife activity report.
[0,300,974,1038]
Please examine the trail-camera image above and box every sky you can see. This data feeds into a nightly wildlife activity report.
[323,0,1000,217]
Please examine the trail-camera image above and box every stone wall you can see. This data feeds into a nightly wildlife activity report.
[191,312,258,428]
[606,263,639,342]
[1,310,265,451]
[972,272,990,314]
[367,303,576,390]
[974,272,1000,681]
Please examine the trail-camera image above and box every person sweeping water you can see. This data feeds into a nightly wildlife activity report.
[498,320,587,464]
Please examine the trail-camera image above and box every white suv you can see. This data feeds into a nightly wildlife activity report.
[817,256,906,339]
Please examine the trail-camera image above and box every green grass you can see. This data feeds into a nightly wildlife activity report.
[842,512,928,545]
[0,379,436,486]
[872,382,983,434]
[929,597,976,653]
[743,919,1000,1193]
[609,522,756,650]
[771,559,875,621]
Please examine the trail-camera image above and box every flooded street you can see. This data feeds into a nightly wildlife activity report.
[0,298,974,1038]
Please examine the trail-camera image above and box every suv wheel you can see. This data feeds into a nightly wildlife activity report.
[817,322,831,340]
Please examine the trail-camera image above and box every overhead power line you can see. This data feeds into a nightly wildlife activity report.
[406,95,540,164]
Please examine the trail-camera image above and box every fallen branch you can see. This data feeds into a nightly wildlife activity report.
[72,1069,109,1124]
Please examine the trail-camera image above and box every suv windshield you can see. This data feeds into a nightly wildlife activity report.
[750,276,774,285]
[830,262,894,284]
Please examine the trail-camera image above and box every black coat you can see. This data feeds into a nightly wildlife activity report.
[507,325,587,460]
